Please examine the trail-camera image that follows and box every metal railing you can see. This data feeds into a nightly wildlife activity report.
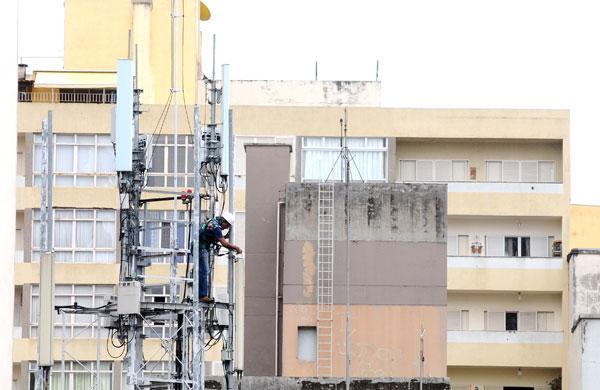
[18,91,117,104]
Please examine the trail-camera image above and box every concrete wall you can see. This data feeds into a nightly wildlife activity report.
[244,144,292,376]
[282,183,447,377]
[208,80,381,107]
[205,376,450,390]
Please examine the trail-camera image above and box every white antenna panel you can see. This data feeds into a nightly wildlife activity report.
[115,59,134,171]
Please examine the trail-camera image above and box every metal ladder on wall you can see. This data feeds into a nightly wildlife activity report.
[317,182,334,377]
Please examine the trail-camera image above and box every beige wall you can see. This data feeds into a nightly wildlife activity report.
[570,204,600,249]
[448,292,562,331]
[63,0,200,105]
[449,367,560,388]
[282,304,446,378]
[396,139,564,182]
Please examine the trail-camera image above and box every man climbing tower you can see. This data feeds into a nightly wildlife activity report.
[199,212,242,303]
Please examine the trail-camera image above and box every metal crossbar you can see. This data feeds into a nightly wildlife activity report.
[317,182,334,377]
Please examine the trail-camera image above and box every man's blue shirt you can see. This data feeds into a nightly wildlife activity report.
[199,220,223,249]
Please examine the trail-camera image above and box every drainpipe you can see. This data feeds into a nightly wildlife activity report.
[274,200,284,375]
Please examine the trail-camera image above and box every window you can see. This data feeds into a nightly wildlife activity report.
[141,210,190,263]
[297,326,317,361]
[234,135,295,188]
[142,285,174,338]
[146,135,195,188]
[458,235,469,256]
[504,236,530,257]
[32,209,116,263]
[29,361,112,390]
[31,284,114,338]
[537,311,554,331]
[447,235,458,256]
[302,137,387,181]
[485,160,556,183]
[400,159,468,182]
[505,312,518,331]
[448,310,470,330]
[34,134,116,187]
[487,235,551,257]
[485,311,555,332]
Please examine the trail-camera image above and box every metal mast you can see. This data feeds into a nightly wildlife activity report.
[170,0,180,384]
[53,16,237,390]
[343,112,351,390]
[36,111,54,390]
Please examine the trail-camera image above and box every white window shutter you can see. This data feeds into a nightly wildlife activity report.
[434,160,452,181]
[486,311,505,331]
[460,310,469,330]
[518,312,537,331]
[447,311,461,330]
[452,160,467,181]
[400,160,416,181]
[530,236,548,257]
[537,312,554,331]
[486,161,502,182]
[502,161,519,182]
[521,161,538,182]
[416,160,433,181]
[458,235,470,256]
[486,236,504,256]
[447,235,458,256]
[538,161,555,182]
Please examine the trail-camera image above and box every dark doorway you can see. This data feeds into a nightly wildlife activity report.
[506,312,518,331]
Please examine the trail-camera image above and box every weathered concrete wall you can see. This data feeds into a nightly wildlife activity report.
[568,249,600,390]
[282,183,447,377]
[568,250,600,322]
[244,144,292,376]
[201,80,382,107]
[285,183,446,242]
[205,376,450,390]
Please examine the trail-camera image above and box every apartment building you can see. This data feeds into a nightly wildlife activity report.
[14,2,570,390]
[228,107,569,389]
[15,99,569,390]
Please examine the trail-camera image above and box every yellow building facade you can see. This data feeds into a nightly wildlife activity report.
[13,1,572,389]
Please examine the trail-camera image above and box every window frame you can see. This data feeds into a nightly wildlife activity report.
[301,137,388,182]
[30,284,114,338]
[399,159,469,182]
[31,209,117,263]
[33,133,116,187]
[485,160,557,183]
[145,134,195,188]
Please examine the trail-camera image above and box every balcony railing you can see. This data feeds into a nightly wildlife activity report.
[448,330,563,344]
[397,180,563,193]
[18,91,117,104]
[448,256,563,270]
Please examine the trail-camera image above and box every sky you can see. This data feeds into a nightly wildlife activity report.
[16,0,600,205]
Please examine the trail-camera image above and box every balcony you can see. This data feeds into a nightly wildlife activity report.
[448,330,563,368]
[18,91,116,104]
[447,181,563,194]
[447,256,563,292]
[448,256,562,270]
[448,330,562,344]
